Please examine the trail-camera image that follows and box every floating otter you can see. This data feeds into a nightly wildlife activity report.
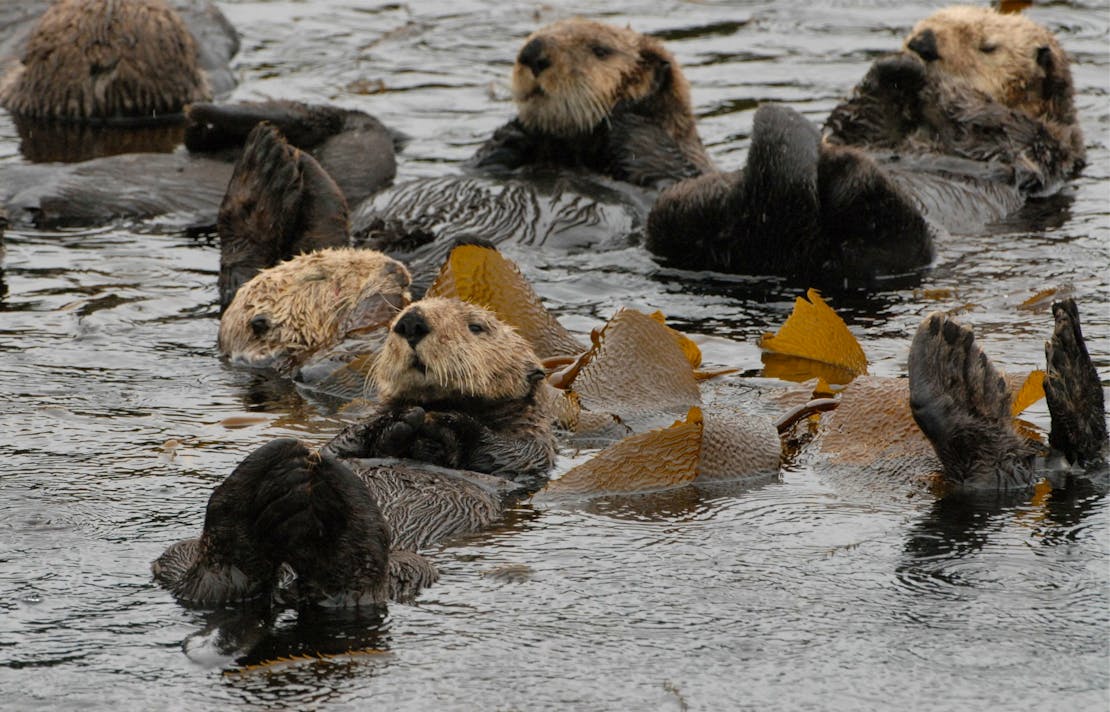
[218,248,411,378]
[645,6,1084,284]
[0,0,211,123]
[0,1,398,227]
[348,18,713,281]
[155,297,556,607]
[209,20,712,299]
[471,18,711,184]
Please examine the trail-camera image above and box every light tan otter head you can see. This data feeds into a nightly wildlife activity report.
[903,6,1076,125]
[0,0,211,122]
[218,248,411,373]
[511,18,696,138]
[374,297,545,404]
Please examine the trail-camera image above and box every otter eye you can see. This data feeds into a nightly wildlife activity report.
[250,315,272,337]
[468,323,485,334]
[591,44,613,59]
[980,43,998,54]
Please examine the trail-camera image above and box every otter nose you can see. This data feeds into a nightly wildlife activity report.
[393,310,429,348]
[907,29,939,62]
[517,38,551,77]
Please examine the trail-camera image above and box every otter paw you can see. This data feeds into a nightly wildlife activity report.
[1045,299,1108,465]
[376,407,428,458]
[909,312,1032,488]
[409,412,469,468]
[864,53,927,99]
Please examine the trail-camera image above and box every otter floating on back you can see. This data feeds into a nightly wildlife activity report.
[347,18,713,282]
[645,6,1085,285]
[0,0,399,227]
[154,296,556,608]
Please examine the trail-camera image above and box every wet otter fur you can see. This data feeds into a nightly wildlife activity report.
[0,3,396,228]
[218,248,411,375]
[472,18,712,184]
[324,298,556,486]
[646,6,1083,284]
[0,0,210,123]
[352,18,711,281]
[155,298,556,608]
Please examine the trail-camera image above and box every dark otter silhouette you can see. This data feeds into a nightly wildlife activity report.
[645,7,1084,285]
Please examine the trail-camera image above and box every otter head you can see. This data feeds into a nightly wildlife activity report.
[373,298,545,404]
[511,18,695,138]
[0,0,211,122]
[903,6,1076,125]
[218,249,411,373]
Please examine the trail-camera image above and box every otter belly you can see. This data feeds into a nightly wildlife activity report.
[350,173,651,288]
[881,155,1026,235]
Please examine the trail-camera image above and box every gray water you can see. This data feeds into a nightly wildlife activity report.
[1,1,1108,709]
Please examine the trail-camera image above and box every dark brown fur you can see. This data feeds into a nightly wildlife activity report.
[0,0,210,122]
[471,18,712,187]
[155,299,557,609]
[646,7,1083,283]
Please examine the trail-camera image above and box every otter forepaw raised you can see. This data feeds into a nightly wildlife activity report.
[863,53,927,101]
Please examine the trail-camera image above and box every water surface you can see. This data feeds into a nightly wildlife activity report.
[0,1,1107,709]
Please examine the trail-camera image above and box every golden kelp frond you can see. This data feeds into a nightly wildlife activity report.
[427,243,583,358]
[542,407,704,495]
[1010,369,1046,416]
[759,289,868,382]
[566,308,702,419]
[648,311,702,369]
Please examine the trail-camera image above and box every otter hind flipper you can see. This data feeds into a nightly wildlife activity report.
[186,101,346,153]
[248,440,393,608]
[727,104,824,276]
[153,438,319,605]
[909,312,1035,489]
[1045,299,1108,466]
[217,123,348,310]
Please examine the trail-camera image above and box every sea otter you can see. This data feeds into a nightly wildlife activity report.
[154,297,556,607]
[645,6,1084,284]
[0,1,398,227]
[218,248,411,380]
[348,18,713,283]
[0,0,236,123]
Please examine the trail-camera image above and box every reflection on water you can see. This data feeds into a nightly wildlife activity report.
[0,0,1107,709]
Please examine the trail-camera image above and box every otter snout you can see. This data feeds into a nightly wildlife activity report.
[517,38,551,77]
[394,309,430,347]
[907,29,939,62]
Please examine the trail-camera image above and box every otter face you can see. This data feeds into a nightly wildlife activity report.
[0,0,211,122]
[374,298,544,403]
[511,18,678,137]
[903,6,1073,121]
[218,249,411,373]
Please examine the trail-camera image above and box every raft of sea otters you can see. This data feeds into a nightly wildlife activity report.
[0,1,1104,610]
